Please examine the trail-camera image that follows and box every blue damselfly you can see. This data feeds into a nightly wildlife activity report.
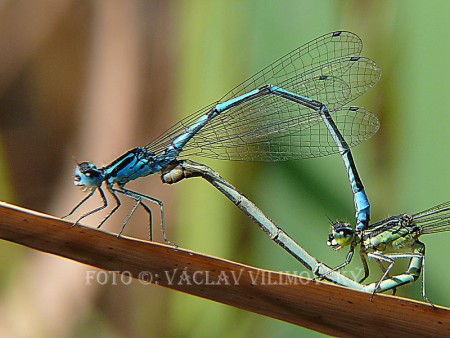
[66,31,380,241]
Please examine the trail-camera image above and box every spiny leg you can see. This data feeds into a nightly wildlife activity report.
[419,252,432,306]
[368,251,426,302]
[375,259,387,274]
[117,196,143,237]
[409,241,433,306]
[366,251,395,301]
[116,195,154,241]
[63,189,96,219]
[318,241,357,280]
[97,186,122,229]
[113,187,175,246]
[137,200,153,241]
[374,259,396,295]
[71,188,108,226]
[374,258,396,295]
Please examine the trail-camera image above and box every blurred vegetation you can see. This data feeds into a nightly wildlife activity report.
[0,0,449,337]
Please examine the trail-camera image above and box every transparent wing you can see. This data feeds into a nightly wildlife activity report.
[181,106,379,161]
[412,201,450,234]
[145,31,381,161]
[219,31,364,102]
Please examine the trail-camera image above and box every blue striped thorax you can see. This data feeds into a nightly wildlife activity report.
[103,147,159,186]
[327,222,356,250]
[73,147,165,190]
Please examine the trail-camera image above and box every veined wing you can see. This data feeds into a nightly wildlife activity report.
[412,201,450,234]
[180,106,379,161]
[220,31,364,102]
[147,31,366,153]
[270,56,380,110]
[146,33,380,160]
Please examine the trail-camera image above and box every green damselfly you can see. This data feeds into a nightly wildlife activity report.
[161,160,419,298]
[327,201,450,305]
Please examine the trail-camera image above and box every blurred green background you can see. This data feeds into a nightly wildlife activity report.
[0,0,449,337]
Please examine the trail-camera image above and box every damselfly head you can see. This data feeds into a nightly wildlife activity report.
[327,222,355,250]
[74,161,105,188]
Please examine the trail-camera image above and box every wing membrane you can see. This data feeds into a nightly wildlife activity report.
[145,32,380,162]
[413,201,450,234]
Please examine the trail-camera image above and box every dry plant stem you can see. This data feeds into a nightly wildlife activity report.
[0,202,449,337]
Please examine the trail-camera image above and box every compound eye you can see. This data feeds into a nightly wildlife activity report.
[74,175,81,182]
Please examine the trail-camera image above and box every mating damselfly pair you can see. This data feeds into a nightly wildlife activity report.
[65,31,448,304]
